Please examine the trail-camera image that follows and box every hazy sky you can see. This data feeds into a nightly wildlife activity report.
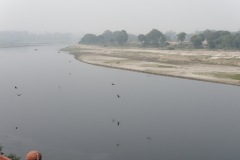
[0,0,240,34]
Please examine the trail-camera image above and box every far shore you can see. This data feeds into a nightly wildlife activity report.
[62,44,240,86]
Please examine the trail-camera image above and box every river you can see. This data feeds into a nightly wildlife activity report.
[1,44,240,160]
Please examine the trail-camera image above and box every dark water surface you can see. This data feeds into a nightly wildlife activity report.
[1,45,240,160]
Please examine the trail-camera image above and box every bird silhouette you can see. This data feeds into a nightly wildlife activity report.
[15,86,17,89]
[111,83,115,85]
[16,93,22,96]
[34,49,38,51]
[117,94,120,98]
[117,121,120,126]
[15,127,18,130]
[146,137,152,140]
[116,143,120,147]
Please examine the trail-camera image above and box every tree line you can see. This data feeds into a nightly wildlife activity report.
[190,30,240,49]
[79,30,128,46]
[79,29,240,50]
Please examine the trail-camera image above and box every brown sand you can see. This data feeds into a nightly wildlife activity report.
[62,44,240,86]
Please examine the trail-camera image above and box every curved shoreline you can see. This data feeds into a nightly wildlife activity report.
[71,53,240,87]
[63,44,240,87]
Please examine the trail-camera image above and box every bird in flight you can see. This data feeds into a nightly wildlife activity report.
[117,121,120,126]
[15,86,17,89]
[117,94,120,98]
[111,83,115,85]
[146,137,152,140]
[15,127,18,130]
[16,93,22,96]
[34,49,38,51]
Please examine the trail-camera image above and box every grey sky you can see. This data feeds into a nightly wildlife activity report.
[0,0,240,34]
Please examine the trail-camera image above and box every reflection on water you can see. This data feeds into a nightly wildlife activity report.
[1,45,240,160]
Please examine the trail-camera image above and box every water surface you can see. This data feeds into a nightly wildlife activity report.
[1,45,240,160]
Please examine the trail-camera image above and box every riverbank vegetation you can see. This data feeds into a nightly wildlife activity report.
[62,28,240,86]
[79,29,240,50]
[0,145,21,160]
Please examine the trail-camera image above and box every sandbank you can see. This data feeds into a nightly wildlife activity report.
[62,44,240,86]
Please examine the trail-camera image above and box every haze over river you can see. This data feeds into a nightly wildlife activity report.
[1,44,240,160]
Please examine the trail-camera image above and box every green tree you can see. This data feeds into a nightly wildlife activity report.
[101,30,114,44]
[233,34,240,48]
[177,32,186,44]
[146,29,164,46]
[138,34,146,42]
[190,34,205,48]
[214,34,240,49]
[138,34,146,47]
[114,30,128,45]
[219,35,234,49]
[160,34,167,44]
[205,30,231,49]
[203,29,215,41]
[198,33,205,41]
[79,34,98,44]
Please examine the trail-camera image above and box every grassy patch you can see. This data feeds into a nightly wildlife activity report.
[212,73,240,80]
[157,65,174,68]
[228,74,240,80]
[142,64,174,68]
[197,72,240,80]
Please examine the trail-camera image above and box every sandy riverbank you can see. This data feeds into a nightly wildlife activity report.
[62,44,240,86]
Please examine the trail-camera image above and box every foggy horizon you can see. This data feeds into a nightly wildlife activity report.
[1,0,240,35]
